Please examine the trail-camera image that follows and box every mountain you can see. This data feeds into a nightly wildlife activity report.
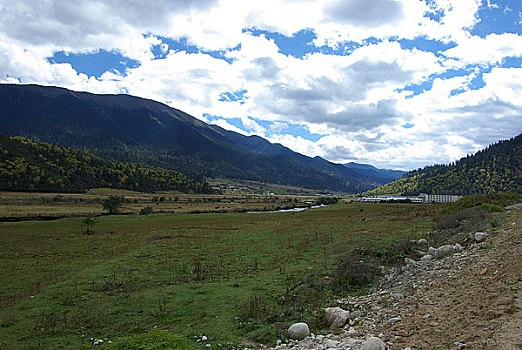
[0,84,390,193]
[366,134,522,196]
[0,134,210,193]
[343,162,406,182]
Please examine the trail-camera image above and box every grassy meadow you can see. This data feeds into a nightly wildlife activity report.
[0,189,316,220]
[1,192,517,349]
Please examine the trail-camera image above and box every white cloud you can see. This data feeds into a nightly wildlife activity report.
[0,0,520,170]
[443,33,522,64]
[270,121,288,133]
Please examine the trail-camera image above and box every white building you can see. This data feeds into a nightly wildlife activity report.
[418,193,462,203]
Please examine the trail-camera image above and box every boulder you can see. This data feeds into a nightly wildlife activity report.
[474,232,488,243]
[349,310,362,319]
[388,316,401,324]
[287,322,310,340]
[434,245,454,258]
[421,254,434,261]
[362,336,387,350]
[428,247,437,255]
[454,243,463,252]
[417,238,428,245]
[324,307,350,329]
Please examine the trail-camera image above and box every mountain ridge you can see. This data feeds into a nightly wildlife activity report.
[0,84,394,193]
[366,134,522,195]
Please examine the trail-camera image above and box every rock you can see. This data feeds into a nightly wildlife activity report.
[340,339,357,347]
[428,247,437,255]
[388,316,401,324]
[362,336,387,350]
[417,238,428,245]
[454,243,463,252]
[346,326,356,334]
[288,322,310,340]
[474,232,488,243]
[201,336,208,341]
[391,293,403,301]
[421,254,434,261]
[324,307,350,329]
[349,310,362,319]
[434,245,454,258]
[324,339,339,348]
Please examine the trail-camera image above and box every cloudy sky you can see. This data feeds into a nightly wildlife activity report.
[1,0,521,170]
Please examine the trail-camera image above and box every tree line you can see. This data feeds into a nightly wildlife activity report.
[367,134,521,196]
[0,135,212,193]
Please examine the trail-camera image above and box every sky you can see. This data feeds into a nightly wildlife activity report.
[0,0,521,170]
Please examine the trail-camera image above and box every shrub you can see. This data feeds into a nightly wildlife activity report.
[102,196,124,215]
[140,206,153,215]
[332,255,378,293]
[432,208,487,231]
[82,216,97,234]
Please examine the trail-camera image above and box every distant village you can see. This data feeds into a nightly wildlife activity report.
[358,193,462,203]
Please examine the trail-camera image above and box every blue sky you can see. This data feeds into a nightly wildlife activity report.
[1,0,521,170]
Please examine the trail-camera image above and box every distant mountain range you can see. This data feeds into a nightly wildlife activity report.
[343,162,405,182]
[367,134,522,196]
[0,84,401,193]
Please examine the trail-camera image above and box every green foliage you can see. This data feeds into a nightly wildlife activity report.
[0,135,211,193]
[82,216,98,234]
[139,206,153,215]
[368,134,522,196]
[315,197,339,205]
[105,330,192,350]
[103,196,124,215]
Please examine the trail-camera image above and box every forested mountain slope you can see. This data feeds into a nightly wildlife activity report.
[0,134,210,193]
[367,134,522,195]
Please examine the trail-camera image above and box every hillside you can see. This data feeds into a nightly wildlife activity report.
[0,84,388,193]
[0,134,210,193]
[367,134,522,196]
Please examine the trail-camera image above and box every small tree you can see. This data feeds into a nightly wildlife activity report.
[102,195,124,215]
[140,206,153,215]
[82,216,97,234]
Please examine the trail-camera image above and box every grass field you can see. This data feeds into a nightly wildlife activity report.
[0,192,518,349]
[0,190,318,220]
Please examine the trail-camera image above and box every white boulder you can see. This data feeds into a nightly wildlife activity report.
[324,307,350,329]
[474,232,488,243]
[434,245,454,258]
[288,322,310,340]
[362,336,387,350]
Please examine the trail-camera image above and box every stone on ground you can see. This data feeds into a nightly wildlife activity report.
[324,307,350,329]
[287,322,310,340]
[474,232,488,243]
[434,245,454,258]
[362,336,387,350]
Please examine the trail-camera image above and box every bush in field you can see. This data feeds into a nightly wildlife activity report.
[82,216,97,234]
[332,255,378,293]
[106,330,192,350]
[140,206,153,215]
[102,195,124,215]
